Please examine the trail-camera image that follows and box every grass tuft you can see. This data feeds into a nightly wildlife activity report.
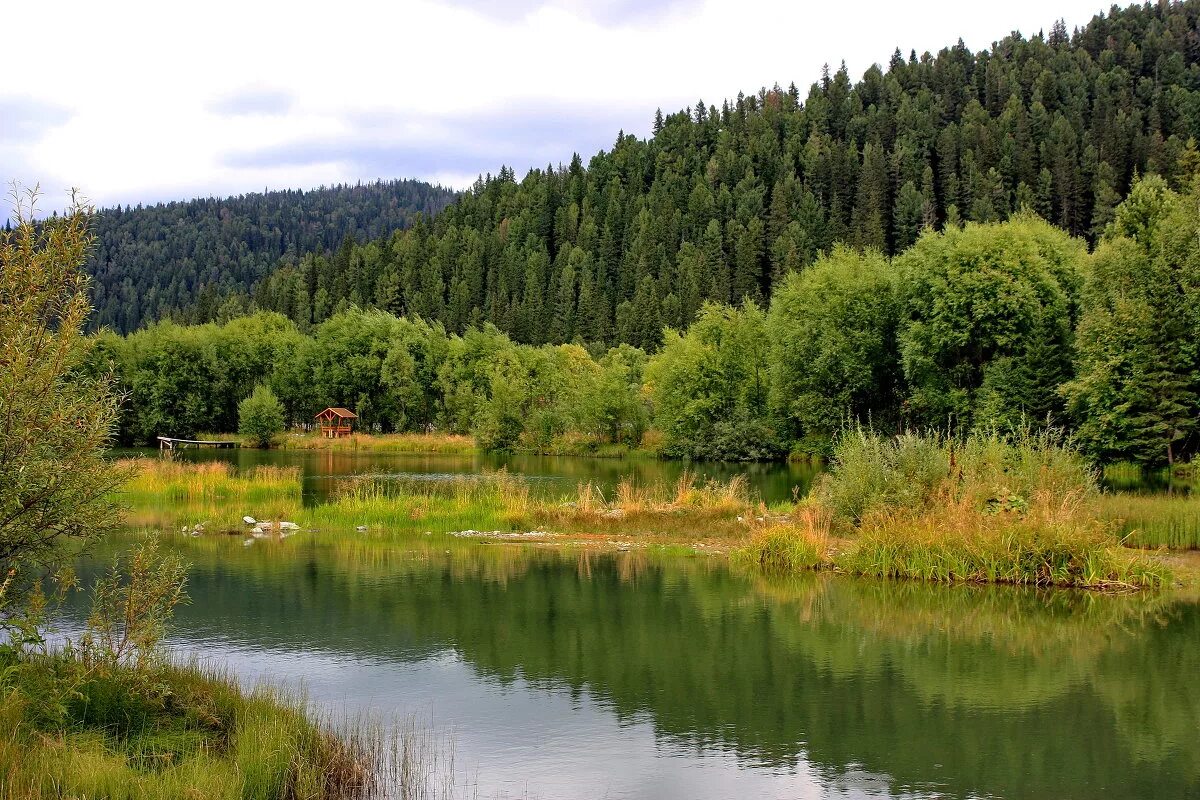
[734,505,830,573]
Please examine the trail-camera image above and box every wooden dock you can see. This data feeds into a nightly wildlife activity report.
[158,436,239,452]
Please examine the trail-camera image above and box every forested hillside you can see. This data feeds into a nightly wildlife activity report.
[222,1,1200,349]
[86,179,456,332]
[94,176,1200,466]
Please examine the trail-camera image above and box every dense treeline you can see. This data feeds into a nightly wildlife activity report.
[93,309,650,455]
[92,177,1200,467]
[200,1,1200,349]
[83,179,456,332]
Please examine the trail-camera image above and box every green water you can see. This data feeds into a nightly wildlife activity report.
[67,532,1200,799]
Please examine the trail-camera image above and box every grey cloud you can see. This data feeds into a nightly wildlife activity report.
[221,105,651,183]
[0,96,72,144]
[208,88,294,117]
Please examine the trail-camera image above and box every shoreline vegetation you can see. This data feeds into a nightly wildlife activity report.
[1,650,457,800]
[88,178,1200,473]
[117,429,1197,591]
[0,192,454,800]
[1,657,370,800]
[1,540,455,800]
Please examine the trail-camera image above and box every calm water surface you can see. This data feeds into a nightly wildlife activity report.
[67,533,1200,800]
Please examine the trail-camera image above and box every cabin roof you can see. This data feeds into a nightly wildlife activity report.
[315,407,358,419]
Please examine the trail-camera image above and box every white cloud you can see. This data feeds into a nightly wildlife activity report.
[2,0,1112,213]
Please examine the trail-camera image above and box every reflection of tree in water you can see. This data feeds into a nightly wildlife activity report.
[75,535,1200,799]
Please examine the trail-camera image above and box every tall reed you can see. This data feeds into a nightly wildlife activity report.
[741,428,1169,590]
[1098,492,1200,549]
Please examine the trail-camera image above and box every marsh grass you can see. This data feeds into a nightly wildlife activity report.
[118,458,303,531]
[0,657,377,800]
[739,429,1170,590]
[733,505,830,573]
[837,494,1169,589]
[526,471,760,542]
[818,427,1100,524]
[280,432,477,455]
[285,470,540,539]
[119,445,1173,589]
[299,469,757,541]
[1098,492,1200,549]
[570,471,754,517]
[120,458,300,502]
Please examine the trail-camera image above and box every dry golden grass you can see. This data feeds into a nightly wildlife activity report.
[834,488,1170,589]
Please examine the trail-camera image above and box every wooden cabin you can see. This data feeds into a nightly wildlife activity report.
[315,407,358,438]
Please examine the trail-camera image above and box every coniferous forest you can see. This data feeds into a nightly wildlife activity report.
[113,1,1200,350]
[81,1,1200,467]
[84,179,457,332]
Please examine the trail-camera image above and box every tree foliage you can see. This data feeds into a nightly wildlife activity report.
[237,385,285,448]
[1065,175,1200,465]
[895,214,1085,429]
[0,189,124,572]
[645,303,781,461]
[146,2,1200,347]
[768,246,900,454]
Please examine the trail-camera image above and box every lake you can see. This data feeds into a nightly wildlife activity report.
[65,531,1200,799]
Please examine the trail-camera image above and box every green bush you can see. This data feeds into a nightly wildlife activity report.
[645,303,781,461]
[238,385,285,448]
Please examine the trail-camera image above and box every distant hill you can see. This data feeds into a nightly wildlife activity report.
[86,179,457,332]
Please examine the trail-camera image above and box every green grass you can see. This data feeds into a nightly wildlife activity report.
[299,474,519,535]
[0,655,371,800]
[117,458,302,531]
[1098,492,1200,549]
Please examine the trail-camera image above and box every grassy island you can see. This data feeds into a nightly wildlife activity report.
[116,428,1193,592]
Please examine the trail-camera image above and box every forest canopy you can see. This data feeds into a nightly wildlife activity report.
[83,179,456,332]
[90,177,1200,467]
[96,0,1200,349]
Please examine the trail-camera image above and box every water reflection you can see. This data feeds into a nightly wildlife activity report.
[66,534,1200,799]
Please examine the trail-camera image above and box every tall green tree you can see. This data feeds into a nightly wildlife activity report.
[1065,176,1200,465]
[895,214,1085,429]
[768,246,900,454]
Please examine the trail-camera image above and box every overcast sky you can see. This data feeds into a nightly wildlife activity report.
[2,0,1114,213]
